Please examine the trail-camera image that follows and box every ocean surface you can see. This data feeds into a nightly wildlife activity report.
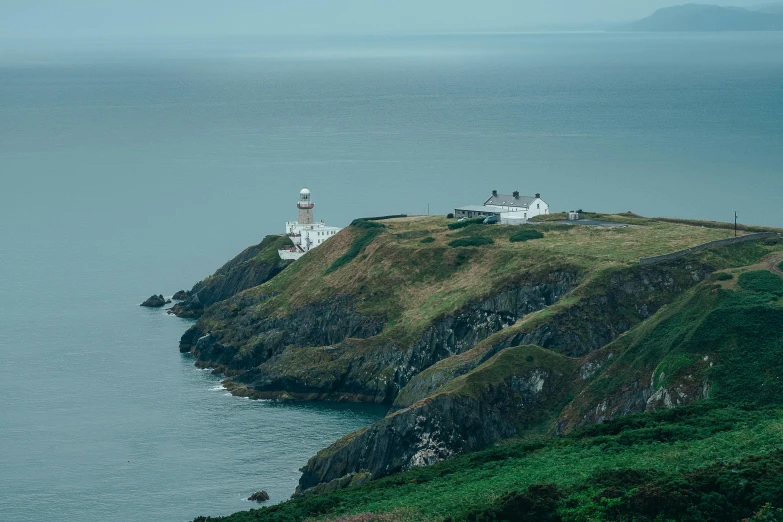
[1,32,782,522]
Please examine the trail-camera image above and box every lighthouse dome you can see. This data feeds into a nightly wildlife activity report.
[300,187,311,196]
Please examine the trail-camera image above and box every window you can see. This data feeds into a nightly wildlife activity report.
[537,204,540,209]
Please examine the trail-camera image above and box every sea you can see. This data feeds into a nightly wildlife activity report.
[1,32,782,522]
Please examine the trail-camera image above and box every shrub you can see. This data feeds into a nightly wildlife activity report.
[350,219,387,229]
[714,273,733,281]
[420,237,435,244]
[448,237,494,248]
[510,229,545,243]
[779,261,783,272]
[737,270,783,296]
[448,217,485,230]
[446,213,454,219]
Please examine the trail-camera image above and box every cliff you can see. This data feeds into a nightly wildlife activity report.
[176,214,783,509]
[169,234,293,318]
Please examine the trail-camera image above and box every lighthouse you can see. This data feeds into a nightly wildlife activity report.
[297,188,314,225]
[279,187,342,261]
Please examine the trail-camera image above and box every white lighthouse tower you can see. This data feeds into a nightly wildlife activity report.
[297,188,314,224]
[278,187,342,261]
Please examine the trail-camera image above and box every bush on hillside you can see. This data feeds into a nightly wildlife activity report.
[447,213,454,219]
[350,219,387,229]
[448,217,485,230]
[779,261,783,272]
[714,273,733,281]
[420,237,435,244]
[448,237,494,248]
[510,229,545,243]
[737,270,783,296]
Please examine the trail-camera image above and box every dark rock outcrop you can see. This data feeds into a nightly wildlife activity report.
[169,235,293,319]
[140,294,168,307]
[169,293,204,319]
[248,490,269,502]
[172,290,190,301]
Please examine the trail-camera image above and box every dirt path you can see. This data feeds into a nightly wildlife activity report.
[770,255,783,277]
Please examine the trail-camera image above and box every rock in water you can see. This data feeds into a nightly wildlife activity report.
[172,290,190,301]
[140,294,167,307]
[248,490,269,502]
[168,293,203,318]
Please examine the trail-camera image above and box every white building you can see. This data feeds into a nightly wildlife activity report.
[278,188,342,261]
[454,190,549,224]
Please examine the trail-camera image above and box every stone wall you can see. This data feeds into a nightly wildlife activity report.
[639,232,780,266]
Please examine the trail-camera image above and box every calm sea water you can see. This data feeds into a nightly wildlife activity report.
[1,33,782,521]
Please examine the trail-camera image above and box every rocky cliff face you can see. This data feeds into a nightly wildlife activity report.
[298,345,580,492]
[181,271,580,403]
[394,259,714,410]
[169,235,293,318]
[179,296,384,371]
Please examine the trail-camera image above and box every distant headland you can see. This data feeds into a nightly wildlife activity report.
[623,3,783,31]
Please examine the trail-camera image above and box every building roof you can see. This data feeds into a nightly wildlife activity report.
[455,204,506,213]
[484,194,539,208]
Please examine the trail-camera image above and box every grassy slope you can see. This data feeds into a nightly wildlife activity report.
[198,215,742,350]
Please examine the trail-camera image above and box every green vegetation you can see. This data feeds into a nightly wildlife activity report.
[779,260,783,271]
[738,270,783,296]
[325,221,385,274]
[194,405,783,522]
[447,217,485,230]
[447,237,494,248]
[190,212,783,521]
[509,229,545,243]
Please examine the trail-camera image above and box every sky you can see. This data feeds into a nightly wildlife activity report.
[0,0,770,39]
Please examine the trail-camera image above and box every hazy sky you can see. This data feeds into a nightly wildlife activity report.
[0,0,769,38]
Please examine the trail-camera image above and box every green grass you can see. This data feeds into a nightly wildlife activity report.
[447,237,494,248]
[509,229,545,243]
[325,223,385,274]
[193,404,783,522]
[738,270,783,296]
[253,235,296,265]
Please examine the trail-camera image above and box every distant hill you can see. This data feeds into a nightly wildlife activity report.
[752,2,783,14]
[625,3,783,31]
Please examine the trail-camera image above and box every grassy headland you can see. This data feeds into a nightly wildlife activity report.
[182,213,783,521]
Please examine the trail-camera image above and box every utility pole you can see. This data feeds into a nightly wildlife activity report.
[734,211,738,237]
[427,203,430,216]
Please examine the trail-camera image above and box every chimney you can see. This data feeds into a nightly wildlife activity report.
[492,190,498,197]
[535,193,541,199]
[512,190,520,198]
